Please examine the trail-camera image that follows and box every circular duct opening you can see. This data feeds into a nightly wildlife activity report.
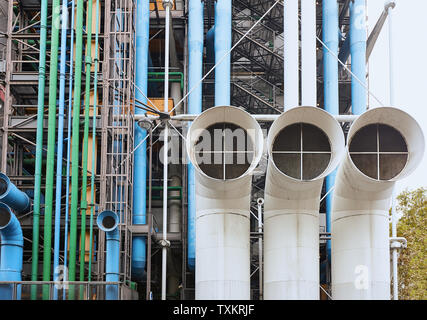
[194,122,254,180]
[349,124,408,180]
[0,206,11,228]
[272,123,332,180]
[0,176,8,195]
[102,215,116,230]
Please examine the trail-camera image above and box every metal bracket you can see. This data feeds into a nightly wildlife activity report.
[385,1,396,11]
[159,239,171,248]
[128,224,151,236]
[162,0,174,9]
[158,112,171,120]
[390,237,407,250]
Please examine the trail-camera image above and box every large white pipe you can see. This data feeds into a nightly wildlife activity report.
[301,0,317,107]
[283,0,299,109]
[264,106,345,300]
[186,106,264,300]
[331,107,425,300]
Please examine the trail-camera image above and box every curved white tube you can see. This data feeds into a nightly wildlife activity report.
[187,106,264,300]
[331,107,425,300]
[264,106,345,300]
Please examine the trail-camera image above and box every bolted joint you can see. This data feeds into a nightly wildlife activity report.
[159,239,171,248]
[85,56,92,65]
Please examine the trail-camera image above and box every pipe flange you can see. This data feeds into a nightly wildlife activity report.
[159,239,171,248]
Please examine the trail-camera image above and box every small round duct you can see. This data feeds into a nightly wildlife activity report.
[97,210,120,300]
[97,211,119,232]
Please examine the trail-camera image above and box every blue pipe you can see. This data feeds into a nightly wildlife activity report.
[205,26,215,96]
[350,0,367,115]
[97,211,120,300]
[214,0,231,106]
[0,203,23,300]
[187,0,204,272]
[323,0,339,264]
[52,0,69,300]
[206,27,215,65]
[114,9,125,222]
[0,173,30,214]
[132,0,149,280]
[63,0,76,298]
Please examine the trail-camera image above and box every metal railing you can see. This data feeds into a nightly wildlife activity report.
[0,281,122,300]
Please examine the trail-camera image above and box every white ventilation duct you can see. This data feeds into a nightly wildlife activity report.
[186,106,264,300]
[264,106,345,300]
[331,107,425,300]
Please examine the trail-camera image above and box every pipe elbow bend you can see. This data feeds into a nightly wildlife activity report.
[0,203,23,246]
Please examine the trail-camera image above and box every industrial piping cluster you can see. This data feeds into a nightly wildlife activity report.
[0,0,425,301]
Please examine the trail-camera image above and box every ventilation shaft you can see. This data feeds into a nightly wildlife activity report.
[264,106,345,300]
[186,106,264,300]
[331,107,425,300]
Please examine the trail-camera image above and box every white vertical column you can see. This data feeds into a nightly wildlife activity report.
[283,0,300,110]
[161,0,173,301]
[301,0,317,106]
[387,0,398,301]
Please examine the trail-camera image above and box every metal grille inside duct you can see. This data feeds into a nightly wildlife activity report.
[194,122,254,180]
[271,123,332,180]
[349,124,408,180]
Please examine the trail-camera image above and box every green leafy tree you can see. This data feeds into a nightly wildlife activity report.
[396,187,427,300]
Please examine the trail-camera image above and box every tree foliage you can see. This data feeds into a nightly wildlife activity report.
[396,187,427,300]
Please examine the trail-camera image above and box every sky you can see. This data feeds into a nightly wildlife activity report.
[367,0,427,195]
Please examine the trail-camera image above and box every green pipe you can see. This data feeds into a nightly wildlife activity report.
[69,0,85,299]
[42,0,61,300]
[31,0,48,300]
[148,72,184,90]
[79,0,94,287]
[88,0,101,281]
